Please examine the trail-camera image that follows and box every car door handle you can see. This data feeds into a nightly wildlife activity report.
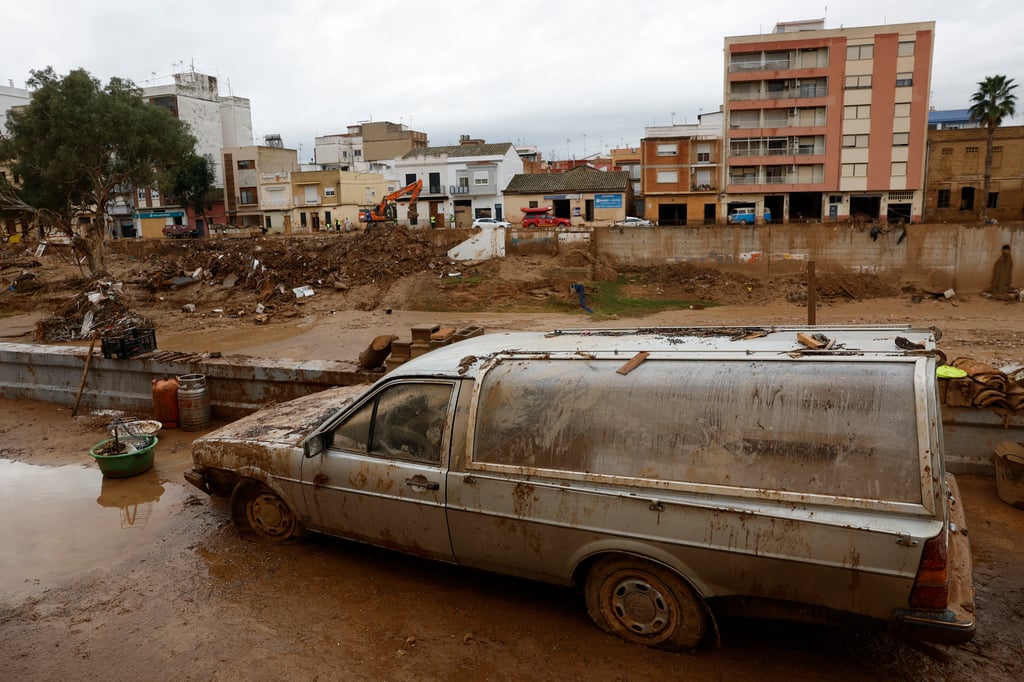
[405,476,439,491]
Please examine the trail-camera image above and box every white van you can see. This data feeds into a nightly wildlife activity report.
[186,325,975,650]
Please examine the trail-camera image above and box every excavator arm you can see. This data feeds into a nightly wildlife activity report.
[361,179,423,224]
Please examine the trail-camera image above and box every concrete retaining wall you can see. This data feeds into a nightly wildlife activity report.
[0,342,375,421]
[0,342,1012,472]
[589,222,1023,292]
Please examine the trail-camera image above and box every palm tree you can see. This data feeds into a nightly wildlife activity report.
[968,75,1018,222]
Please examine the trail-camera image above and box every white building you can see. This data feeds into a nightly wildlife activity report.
[0,80,30,134]
[394,139,524,228]
[142,71,253,187]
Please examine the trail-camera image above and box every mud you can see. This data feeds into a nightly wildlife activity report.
[0,406,1021,680]
[2,233,1024,679]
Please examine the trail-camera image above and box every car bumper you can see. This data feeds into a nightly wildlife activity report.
[183,468,209,493]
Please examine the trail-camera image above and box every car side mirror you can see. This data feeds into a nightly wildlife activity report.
[303,434,325,458]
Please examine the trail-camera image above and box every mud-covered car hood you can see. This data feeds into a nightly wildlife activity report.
[194,384,368,449]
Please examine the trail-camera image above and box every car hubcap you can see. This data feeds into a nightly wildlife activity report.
[249,493,292,537]
[611,577,669,635]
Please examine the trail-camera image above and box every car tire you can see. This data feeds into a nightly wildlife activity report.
[230,479,304,543]
[584,556,708,650]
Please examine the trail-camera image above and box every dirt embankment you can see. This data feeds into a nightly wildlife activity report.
[3,229,920,345]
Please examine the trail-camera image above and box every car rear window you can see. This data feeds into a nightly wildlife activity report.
[472,358,922,503]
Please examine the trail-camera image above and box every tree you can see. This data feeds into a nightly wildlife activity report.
[0,67,197,273]
[968,74,1018,222]
[166,152,217,234]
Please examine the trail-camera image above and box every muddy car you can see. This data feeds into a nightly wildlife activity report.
[185,326,976,650]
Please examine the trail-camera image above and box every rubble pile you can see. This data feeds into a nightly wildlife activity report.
[35,280,153,342]
[942,357,1024,410]
[144,228,450,296]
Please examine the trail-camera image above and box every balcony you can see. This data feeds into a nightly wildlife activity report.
[449,185,470,195]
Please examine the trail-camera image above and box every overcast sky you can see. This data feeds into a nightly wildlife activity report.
[6,0,1023,162]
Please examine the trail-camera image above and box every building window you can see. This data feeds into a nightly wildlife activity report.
[846,44,873,60]
[656,143,677,156]
[300,212,307,227]
[941,147,953,155]
[237,160,253,170]
[240,187,257,204]
[898,41,915,57]
[429,172,441,194]
[844,74,872,89]
[405,173,417,186]
[894,103,911,118]
[354,149,362,158]
[324,187,335,198]
[891,162,907,177]
[965,146,979,154]
[458,177,469,190]
[473,171,489,186]
[137,188,146,201]
[842,134,869,148]
[656,170,678,184]
[841,163,867,177]
[988,192,999,209]
[696,143,711,162]
[937,189,951,208]
[892,132,910,146]
[895,73,913,87]
[844,105,871,119]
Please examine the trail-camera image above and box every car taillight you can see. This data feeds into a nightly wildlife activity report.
[909,530,949,610]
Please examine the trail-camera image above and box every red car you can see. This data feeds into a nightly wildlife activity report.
[521,208,571,228]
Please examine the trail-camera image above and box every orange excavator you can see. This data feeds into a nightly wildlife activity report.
[359,179,422,224]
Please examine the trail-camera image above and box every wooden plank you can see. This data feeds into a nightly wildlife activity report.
[616,351,650,376]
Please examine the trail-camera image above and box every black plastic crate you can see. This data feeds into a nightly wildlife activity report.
[101,328,157,359]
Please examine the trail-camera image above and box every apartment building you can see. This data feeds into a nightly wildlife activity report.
[315,121,428,174]
[289,169,393,232]
[143,70,254,187]
[723,19,934,224]
[641,110,723,225]
[222,145,299,230]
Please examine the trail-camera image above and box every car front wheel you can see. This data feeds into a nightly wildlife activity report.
[585,556,709,650]
[230,480,303,543]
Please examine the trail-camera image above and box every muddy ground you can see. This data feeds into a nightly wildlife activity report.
[1,232,1023,680]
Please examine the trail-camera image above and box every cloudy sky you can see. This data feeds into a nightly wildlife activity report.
[6,0,1023,162]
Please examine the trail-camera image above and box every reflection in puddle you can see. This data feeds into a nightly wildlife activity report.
[97,469,165,528]
[0,459,185,596]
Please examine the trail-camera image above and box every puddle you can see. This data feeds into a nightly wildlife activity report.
[0,459,188,597]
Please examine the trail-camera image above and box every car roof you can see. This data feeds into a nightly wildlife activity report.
[387,325,939,379]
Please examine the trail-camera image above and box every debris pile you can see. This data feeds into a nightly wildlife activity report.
[35,280,153,342]
[143,228,451,298]
[941,357,1024,410]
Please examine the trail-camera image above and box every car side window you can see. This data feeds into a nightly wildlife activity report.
[332,382,453,463]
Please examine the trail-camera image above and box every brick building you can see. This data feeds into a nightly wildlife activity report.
[924,126,1024,223]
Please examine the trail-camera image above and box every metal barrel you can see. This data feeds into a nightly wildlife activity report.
[176,373,211,431]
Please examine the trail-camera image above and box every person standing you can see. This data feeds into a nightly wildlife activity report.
[989,244,1014,295]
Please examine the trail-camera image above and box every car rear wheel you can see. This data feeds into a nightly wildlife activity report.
[231,480,303,543]
[585,556,708,650]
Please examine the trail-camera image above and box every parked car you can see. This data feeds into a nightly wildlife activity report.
[471,217,512,228]
[611,216,654,227]
[728,208,771,225]
[163,224,201,238]
[522,213,571,228]
[185,325,975,651]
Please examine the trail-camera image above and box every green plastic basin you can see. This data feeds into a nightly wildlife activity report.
[89,435,158,478]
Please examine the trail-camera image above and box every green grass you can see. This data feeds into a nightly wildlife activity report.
[558,277,719,318]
